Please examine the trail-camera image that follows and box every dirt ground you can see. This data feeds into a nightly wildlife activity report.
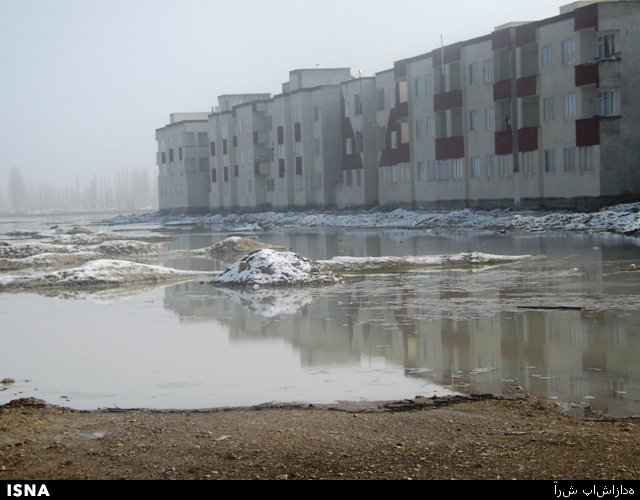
[0,395,638,480]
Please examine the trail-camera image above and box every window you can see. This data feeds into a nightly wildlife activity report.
[211,168,217,183]
[266,178,275,192]
[345,170,353,187]
[564,93,576,118]
[597,90,616,116]
[579,147,593,171]
[276,111,284,127]
[377,88,385,111]
[543,97,555,122]
[392,164,410,184]
[313,105,319,122]
[346,138,353,155]
[541,45,554,71]
[414,78,422,98]
[314,138,321,155]
[210,141,216,157]
[295,142,302,157]
[544,149,556,173]
[389,89,397,109]
[562,38,575,66]
[278,144,285,159]
[563,147,576,172]
[470,157,481,178]
[452,159,464,179]
[354,94,362,115]
[485,107,495,130]
[293,107,301,122]
[469,63,479,85]
[498,155,513,177]
[390,131,398,149]
[427,117,436,138]
[415,119,425,140]
[425,74,434,95]
[356,169,362,187]
[356,132,363,154]
[483,59,494,83]
[437,161,449,181]
[469,110,479,132]
[417,162,428,182]
[486,155,495,178]
[597,34,616,59]
[428,161,437,181]
[523,151,536,175]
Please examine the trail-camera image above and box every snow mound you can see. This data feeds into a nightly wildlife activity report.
[322,252,531,272]
[0,243,78,260]
[88,240,161,256]
[0,260,211,290]
[213,249,342,287]
[0,252,103,271]
[193,237,281,256]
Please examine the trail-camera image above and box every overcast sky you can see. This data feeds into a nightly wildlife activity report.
[0,0,569,188]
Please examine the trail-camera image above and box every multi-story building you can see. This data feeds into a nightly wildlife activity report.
[337,77,379,209]
[156,113,211,213]
[157,1,640,214]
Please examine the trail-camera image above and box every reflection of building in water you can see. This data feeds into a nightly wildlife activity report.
[162,265,640,415]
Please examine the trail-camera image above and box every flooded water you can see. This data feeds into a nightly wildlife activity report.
[1,214,639,415]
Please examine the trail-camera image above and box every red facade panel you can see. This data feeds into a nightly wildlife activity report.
[492,29,510,50]
[516,24,536,47]
[518,127,538,152]
[342,117,363,170]
[576,118,600,147]
[435,136,465,161]
[493,80,511,101]
[495,131,513,155]
[434,90,463,112]
[517,76,537,98]
[575,64,599,87]
[574,3,598,31]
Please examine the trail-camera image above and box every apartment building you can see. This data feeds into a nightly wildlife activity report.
[337,77,379,209]
[157,1,640,213]
[156,113,211,213]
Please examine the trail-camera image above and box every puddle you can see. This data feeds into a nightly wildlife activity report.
[1,217,639,415]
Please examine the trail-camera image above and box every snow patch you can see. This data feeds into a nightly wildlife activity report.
[0,260,211,290]
[213,249,342,287]
[105,203,640,236]
[192,237,281,256]
[322,252,531,272]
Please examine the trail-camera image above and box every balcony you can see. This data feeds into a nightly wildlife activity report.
[517,76,537,98]
[435,136,464,161]
[495,130,513,155]
[575,64,599,87]
[493,80,511,102]
[518,127,538,152]
[183,146,209,160]
[434,90,463,112]
[253,131,269,145]
[576,118,600,147]
[254,162,270,176]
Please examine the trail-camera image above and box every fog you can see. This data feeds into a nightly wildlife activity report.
[0,0,567,207]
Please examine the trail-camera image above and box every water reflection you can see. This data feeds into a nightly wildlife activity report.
[162,258,640,416]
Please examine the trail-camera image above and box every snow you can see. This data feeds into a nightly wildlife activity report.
[322,252,532,272]
[191,237,280,256]
[213,249,342,287]
[0,260,211,290]
[103,203,640,236]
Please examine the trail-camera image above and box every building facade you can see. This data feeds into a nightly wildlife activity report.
[157,1,640,213]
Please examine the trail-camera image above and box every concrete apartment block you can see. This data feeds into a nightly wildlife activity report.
[156,113,210,213]
[157,1,640,214]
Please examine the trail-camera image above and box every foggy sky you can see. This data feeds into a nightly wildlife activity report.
[0,0,568,189]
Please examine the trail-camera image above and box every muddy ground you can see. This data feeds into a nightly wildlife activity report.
[0,395,638,480]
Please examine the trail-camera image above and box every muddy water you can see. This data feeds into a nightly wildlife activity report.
[1,217,639,415]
